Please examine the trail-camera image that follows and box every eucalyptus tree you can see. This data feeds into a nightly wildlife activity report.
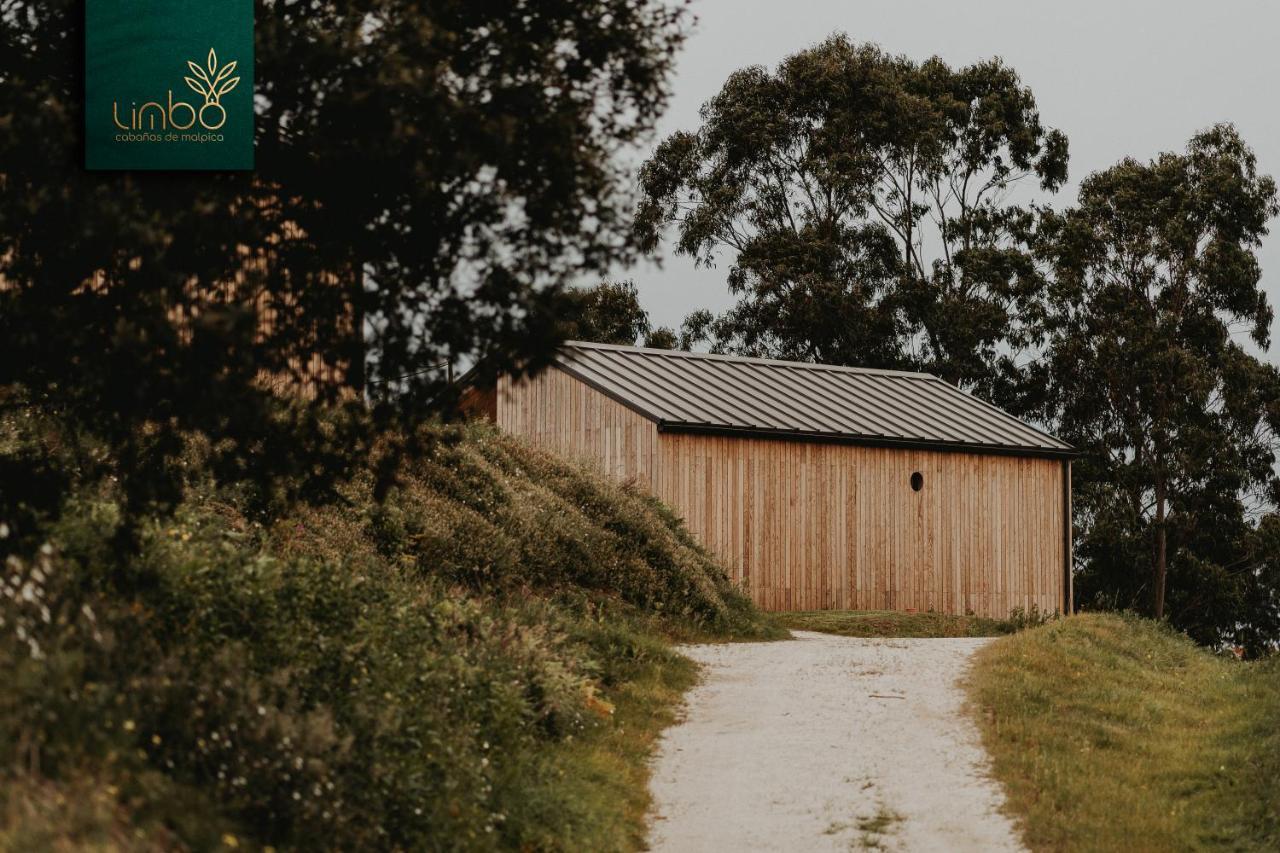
[1034,124,1280,643]
[635,35,1068,393]
[559,281,677,349]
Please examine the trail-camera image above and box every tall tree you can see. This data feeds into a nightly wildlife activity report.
[634,35,1068,392]
[0,0,687,532]
[1034,124,1280,641]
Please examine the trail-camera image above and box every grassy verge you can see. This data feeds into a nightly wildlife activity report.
[967,613,1280,851]
[1,413,778,850]
[780,609,1024,638]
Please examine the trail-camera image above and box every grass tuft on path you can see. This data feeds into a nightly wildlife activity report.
[968,613,1280,851]
[780,609,1028,638]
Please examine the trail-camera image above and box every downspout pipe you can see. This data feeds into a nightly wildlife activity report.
[1062,459,1074,615]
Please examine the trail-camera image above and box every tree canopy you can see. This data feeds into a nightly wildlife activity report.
[0,0,688,533]
[1033,124,1280,649]
[635,35,1068,392]
[558,281,678,349]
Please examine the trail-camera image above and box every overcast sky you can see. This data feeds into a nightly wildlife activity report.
[618,0,1280,348]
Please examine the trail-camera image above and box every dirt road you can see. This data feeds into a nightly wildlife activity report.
[647,631,1024,852]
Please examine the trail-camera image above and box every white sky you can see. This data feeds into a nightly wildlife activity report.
[617,0,1280,346]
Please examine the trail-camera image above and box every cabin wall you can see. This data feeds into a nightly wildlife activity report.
[499,367,1068,618]
[655,432,1066,617]
[496,368,659,487]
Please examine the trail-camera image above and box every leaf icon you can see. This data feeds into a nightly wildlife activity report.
[212,60,237,86]
[183,49,237,103]
[187,60,211,86]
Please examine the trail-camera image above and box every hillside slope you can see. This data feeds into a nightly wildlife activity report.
[968,614,1279,851]
[0,415,777,850]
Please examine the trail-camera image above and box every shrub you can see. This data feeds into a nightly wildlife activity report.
[0,413,774,849]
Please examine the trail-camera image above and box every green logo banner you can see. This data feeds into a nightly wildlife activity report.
[85,0,254,170]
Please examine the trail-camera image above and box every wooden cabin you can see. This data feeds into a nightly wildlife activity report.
[468,341,1076,618]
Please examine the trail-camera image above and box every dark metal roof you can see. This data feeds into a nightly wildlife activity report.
[554,341,1076,458]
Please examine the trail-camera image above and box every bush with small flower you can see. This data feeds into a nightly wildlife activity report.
[0,412,775,850]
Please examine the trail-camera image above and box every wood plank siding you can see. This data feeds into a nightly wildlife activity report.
[496,370,659,488]
[659,433,1066,616]
[496,366,1069,618]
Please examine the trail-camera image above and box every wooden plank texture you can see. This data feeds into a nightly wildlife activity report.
[497,368,658,487]
[499,366,1067,618]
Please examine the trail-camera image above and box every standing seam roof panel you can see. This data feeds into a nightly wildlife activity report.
[556,351,690,422]
[551,341,1075,455]
[793,366,926,435]
[894,374,1052,446]
[643,356,768,427]
[678,356,846,434]
[784,367,931,439]
[602,349,750,427]
[874,375,1013,445]
[770,366,902,437]
[678,357,829,432]
[736,362,858,434]
[822,373,962,442]
[756,362,889,434]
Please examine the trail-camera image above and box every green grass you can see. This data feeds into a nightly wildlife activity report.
[856,806,904,850]
[967,613,1280,852]
[826,805,905,851]
[528,642,698,851]
[0,412,778,850]
[779,609,1024,638]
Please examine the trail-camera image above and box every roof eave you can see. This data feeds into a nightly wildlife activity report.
[551,356,669,423]
[656,421,1081,460]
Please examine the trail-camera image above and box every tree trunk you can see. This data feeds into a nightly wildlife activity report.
[1153,479,1167,619]
[347,256,367,394]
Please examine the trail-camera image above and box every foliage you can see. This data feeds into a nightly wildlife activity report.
[363,423,768,635]
[778,609,1024,638]
[0,410,775,850]
[968,613,1280,851]
[1032,125,1280,644]
[1002,604,1058,633]
[635,35,1068,393]
[557,281,679,349]
[0,0,688,534]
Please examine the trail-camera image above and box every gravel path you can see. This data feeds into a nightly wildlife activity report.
[647,631,1024,852]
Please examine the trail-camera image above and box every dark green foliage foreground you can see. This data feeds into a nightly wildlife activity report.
[0,413,776,850]
[968,614,1280,851]
[1,0,688,542]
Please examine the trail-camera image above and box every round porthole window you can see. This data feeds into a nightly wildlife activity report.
[910,471,924,492]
